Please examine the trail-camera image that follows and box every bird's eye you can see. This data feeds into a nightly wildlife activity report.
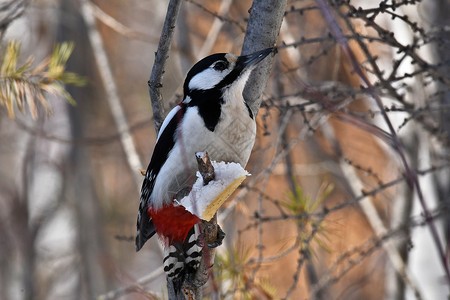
[213,61,228,71]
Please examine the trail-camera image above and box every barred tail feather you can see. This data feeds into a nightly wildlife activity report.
[163,225,202,295]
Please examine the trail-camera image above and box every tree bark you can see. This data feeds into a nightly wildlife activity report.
[242,0,288,117]
[148,0,183,133]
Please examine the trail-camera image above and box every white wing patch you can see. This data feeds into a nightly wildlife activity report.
[150,107,209,210]
[157,105,181,141]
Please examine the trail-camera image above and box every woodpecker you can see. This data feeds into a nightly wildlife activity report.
[136,48,272,289]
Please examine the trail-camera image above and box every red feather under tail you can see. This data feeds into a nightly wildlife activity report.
[149,203,201,246]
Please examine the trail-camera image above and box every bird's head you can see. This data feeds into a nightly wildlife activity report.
[182,48,273,102]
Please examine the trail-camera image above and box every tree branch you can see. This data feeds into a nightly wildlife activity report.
[148,0,182,133]
[80,0,143,188]
[340,159,424,299]
[181,152,218,300]
[88,1,157,43]
[97,266,164,300]
[316,0,450,284]
[241,0,288,116]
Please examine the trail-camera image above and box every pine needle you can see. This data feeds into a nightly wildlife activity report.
[0,40,86,119]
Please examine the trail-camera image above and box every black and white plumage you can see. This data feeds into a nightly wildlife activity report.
[136,48,273,285]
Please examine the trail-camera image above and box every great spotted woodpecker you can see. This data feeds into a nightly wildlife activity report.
[136,48,273,288]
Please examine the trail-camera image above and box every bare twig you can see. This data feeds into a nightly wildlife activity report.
[88,1,157,43]
[80,0,143,188]
[316,0,450,284]
[144,1,183,298]
[309,208,446,299]
[97,266,164,300]
[15,118,151,146]
[186,0,245,33]
[81,1,168,294]
[250,109,293,281]
[283,224,320,299]
[340,160,423,299]
[148,0,182,133]
[245,164,450,228]
[195,0,234,59]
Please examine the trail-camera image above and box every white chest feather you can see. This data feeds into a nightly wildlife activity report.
[151,95,256,209]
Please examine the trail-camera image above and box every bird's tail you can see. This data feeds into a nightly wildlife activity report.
[136,212,156,251]
[164,225,202,296]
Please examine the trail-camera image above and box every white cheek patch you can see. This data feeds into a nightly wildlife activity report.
[188,68,231,91]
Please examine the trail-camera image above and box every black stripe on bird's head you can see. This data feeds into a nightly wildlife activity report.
[183,48,273,99]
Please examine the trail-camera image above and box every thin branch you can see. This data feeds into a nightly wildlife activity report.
[14,118,151,146]
[88,1,157,43]
[186,0,245,33]
[97,266,164,300]
[195,0,234,59]
[316,0,450,284]
[80,2,168,294]
[148,0,182,133]
[242,164,450,232]
[283,224,320,299]
[80,0,143,188]
[347,4,450,86]
[247,238,300,264]
[309,209,444,299]
[277,34,386,50]
[340,159,423,299]
[250,109,293,280]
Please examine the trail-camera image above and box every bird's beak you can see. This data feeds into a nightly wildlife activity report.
[237,48,273,70]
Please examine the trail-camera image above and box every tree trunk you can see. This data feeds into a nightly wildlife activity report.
[242,0,288,116]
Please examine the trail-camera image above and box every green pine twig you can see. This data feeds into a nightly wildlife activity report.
[0,40,86,119]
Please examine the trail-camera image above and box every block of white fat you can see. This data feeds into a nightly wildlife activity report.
[179,161,250,221]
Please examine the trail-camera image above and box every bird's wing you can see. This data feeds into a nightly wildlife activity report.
[136,104,184,251]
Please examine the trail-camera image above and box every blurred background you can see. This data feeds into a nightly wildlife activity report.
[0,0,449,299]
